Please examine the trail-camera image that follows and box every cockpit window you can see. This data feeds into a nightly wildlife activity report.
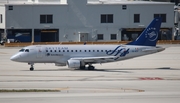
[19,49,29,52]
[25,49,29,52]
[19,49,25,52]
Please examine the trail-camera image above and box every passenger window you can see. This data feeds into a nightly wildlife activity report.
[75,50,77,52]
[80,50,81,52]
[84,50,86,52]
[101,50,103,52]
[46,50,48,52]
[67,50,69,52]
[97,50,99,52]
[63,50,65,52]
[55,50,56,52]
[59,50,61,52]
[89,50,91,52]
[50,50,52,52]
[71,50,73,52]
[25,49,29,52]
[93,50,95,52]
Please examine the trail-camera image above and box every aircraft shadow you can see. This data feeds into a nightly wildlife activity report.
[21,67,179,72]
[22,68,131,73]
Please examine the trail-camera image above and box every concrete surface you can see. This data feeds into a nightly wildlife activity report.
[0,44,180,103]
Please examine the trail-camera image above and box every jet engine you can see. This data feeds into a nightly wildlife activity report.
[67,59,81,68]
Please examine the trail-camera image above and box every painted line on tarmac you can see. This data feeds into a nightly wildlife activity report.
[54,87,145,93]
[0,52,8,54]
[139,77,164,80]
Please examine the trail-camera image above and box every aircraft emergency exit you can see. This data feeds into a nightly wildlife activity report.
[10,18,165,71]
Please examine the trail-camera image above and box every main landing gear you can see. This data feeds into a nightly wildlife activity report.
[88,65,95,70]
[79,64,95,70]
[28,63,34,71]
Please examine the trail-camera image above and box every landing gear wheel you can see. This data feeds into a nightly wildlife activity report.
[30,67,34,71]
[28,63,34,71]
[88,66,95,70]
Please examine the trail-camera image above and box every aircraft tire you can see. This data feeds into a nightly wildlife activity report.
[88,66,95,70]
[30,67,34,71]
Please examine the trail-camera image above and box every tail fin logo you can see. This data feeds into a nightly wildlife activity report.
[145,27,158,41]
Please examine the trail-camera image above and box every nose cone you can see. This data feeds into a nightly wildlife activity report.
[10,55,19,61]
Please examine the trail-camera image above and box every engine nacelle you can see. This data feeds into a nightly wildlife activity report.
[67,59,80,68]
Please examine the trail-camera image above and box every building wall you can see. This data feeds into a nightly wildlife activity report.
[0,5,5,28]
[0,0,175,42]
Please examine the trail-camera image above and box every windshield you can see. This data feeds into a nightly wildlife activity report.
[25,49,29,52]
[19,49,25,52]
[19,49,29,52]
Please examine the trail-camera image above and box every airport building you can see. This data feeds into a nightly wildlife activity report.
[0,0,174,42]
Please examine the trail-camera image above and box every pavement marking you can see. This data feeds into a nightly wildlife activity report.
[139,77,164,80]
[54,87,145,93]
[0,52,8,54]
[0,89,60,92]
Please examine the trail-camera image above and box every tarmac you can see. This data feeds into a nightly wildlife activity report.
[0,44,180,103]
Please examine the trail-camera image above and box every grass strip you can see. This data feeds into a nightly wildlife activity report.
[0,89,60,92]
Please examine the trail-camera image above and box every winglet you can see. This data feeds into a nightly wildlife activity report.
[127,18,162,46]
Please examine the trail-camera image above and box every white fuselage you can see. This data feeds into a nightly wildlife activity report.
[10,44,165,65]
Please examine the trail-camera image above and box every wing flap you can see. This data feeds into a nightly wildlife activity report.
[70,56,117,63]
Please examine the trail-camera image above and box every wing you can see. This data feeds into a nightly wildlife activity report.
[70,56,118,63]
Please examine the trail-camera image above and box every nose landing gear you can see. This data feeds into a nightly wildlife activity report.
[28,63,34,71]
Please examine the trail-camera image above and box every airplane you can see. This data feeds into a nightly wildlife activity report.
[10,18,165,71]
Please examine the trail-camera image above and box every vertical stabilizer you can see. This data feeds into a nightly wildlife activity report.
[127,18,162,46]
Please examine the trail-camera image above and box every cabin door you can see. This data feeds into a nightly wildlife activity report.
[36,46,43,58]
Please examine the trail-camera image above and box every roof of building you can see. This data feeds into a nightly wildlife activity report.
[0,0,65,5]
[0,0,174,5]
[88,0,173,5]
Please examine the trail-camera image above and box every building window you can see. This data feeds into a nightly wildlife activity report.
[40,15,53,24]
[122,5,127,10]
[0,14,2,23]
[101,14,113,23]
[154,14,166,23]
[8,6,13,10]
[47,15,53,23]
[97,34,104,40]
[134,14,140,23]
[111,34,117,40]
